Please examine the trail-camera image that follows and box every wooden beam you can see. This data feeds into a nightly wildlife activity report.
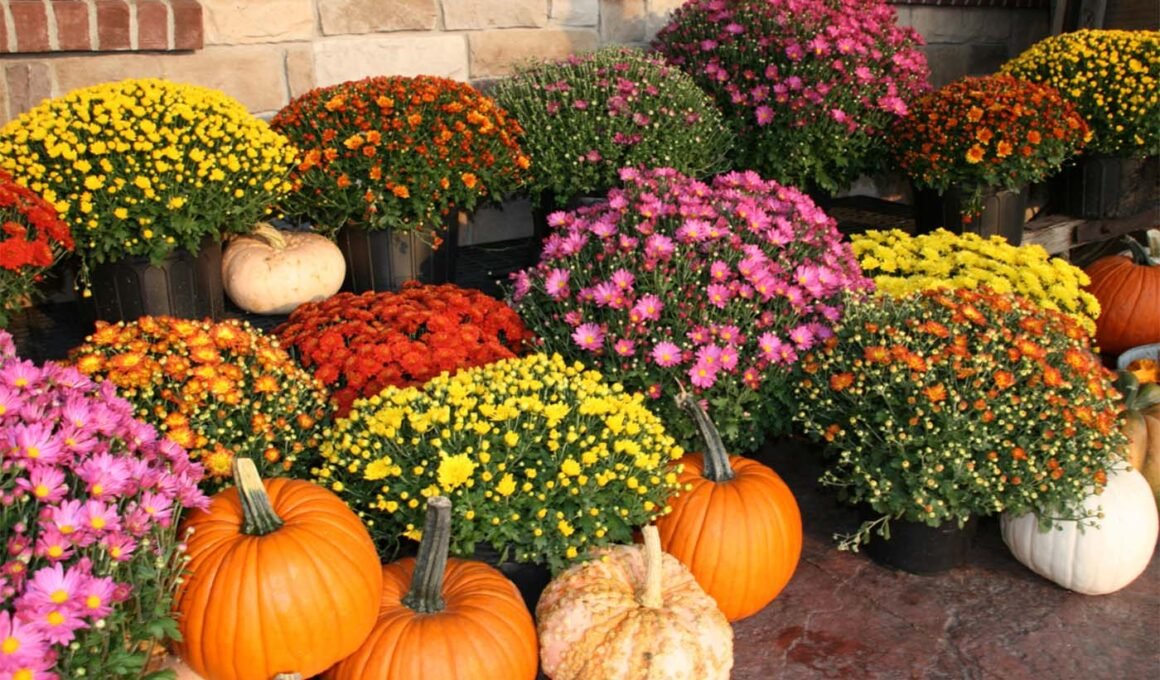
[1023,214,1083,255]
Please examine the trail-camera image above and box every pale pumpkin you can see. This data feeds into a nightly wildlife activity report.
[222,222,345,314]
[173,458,382,680]
[536,525,733,680]
[1000,464,1159,595]
[1116,372,1160,505]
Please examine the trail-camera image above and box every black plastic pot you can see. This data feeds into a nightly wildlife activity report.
[337,215,460,293]
[472,543,552,617]
[861,509,977,575]
[912,185,1027,246]
[1051,154,1159,219]
[86,238,224,323]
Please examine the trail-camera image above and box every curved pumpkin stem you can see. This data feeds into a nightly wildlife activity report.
[674,385,735,482]
[1123,237,1153,266]
[639,525,664,609]
[234,457,285,536]
[402,496,452,614]
[273,674,302,680]
[251,222,289,250]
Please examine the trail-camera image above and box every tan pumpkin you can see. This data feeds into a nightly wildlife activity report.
[1116,372,1160,505]
[536,526,733,680]
[222,222,345,314]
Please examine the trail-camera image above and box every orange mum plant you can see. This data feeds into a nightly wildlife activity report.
[891,74,1090,217]
[271,75,530,242]
[69,316,332,490]
[794,288,1125,549]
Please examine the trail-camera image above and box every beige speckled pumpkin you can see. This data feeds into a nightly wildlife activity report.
[535,526,733,680]
[222,222,345,314]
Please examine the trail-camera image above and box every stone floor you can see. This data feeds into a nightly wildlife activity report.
[734,437,1159,680]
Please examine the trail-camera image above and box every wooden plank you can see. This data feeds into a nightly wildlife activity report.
[1074,208,1159,244]
[1023,214,1084,255]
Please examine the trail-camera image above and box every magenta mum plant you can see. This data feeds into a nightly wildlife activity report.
[0,331,208,678]
[652,0,930,193]
[510,167,870,452]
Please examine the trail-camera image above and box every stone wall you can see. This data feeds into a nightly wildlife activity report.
[0,0,1053,243]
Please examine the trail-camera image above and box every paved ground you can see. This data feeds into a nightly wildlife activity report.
[733,437,1159,680]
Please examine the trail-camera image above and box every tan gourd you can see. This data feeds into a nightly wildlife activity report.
[222,222,345,314]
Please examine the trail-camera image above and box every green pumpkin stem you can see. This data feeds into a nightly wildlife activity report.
[640,525,664,609]
[234,457,285,536]
[402,496,453,614]
[1123,236,1152,265]
[675,386,735,482]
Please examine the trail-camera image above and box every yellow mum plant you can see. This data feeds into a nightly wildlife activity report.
[852,229,1099,335]
[316,352,685,572]
[1003,29,1160,156]
[0,78,296,287]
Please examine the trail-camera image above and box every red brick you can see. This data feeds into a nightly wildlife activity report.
[171,0,204,50]
[0,9,8,53]
[136,0,170,51]
[95,0,131,51]
[10,0,51,53]
[53,0,93,52]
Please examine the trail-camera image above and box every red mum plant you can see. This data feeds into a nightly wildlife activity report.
[275,283,533,415]
[0,169,73,327]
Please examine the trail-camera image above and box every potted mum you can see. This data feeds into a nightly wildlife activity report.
[851,228,1101,335]
[1003,29,1160,218]
[891,74,1090,245]
[510,167,869,454]
[0,330,208,677]
[274,282,533,417]
[68,316,332,491]
[271,75,530,292]
[794,288,1125,573]
[0,169,74,328]
[652,0,930,196]
[0,78,297,322]
[491,46,733,258]
[315,353,685,608]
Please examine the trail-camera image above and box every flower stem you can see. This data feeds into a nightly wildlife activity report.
[402,496,453,614]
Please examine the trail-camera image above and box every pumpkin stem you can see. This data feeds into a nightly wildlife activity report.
[1123,236,1152,265]
[402,496,452,614]
[674,385,735,482]
[640,525,664,609]
[234,457,285,536]
[251,222,288,250]
[272,675,302,680]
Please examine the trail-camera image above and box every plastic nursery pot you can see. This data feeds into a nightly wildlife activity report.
[912,185,1027,246]
[860,507,978,575]
[337,213,462,293]
[86,237,225,324]
[471,543,552,616]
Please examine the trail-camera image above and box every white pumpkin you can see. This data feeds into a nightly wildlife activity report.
[1000,465,1158,595]
[222,223,345,314]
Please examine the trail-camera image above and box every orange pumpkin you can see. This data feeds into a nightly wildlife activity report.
[1085,238,1160,355]
[655,389,802,621]
[1117,372,1160,506]
[173,459,382,680]
[536,525,733,679]
[325,496,538,680]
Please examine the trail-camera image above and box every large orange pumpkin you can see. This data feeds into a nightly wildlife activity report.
[1085,238,1160,355]
[325,496,538,680]
[173,459,382,680]
[655,389,802,621]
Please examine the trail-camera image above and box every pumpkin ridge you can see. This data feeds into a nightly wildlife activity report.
[180,532,254,677]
